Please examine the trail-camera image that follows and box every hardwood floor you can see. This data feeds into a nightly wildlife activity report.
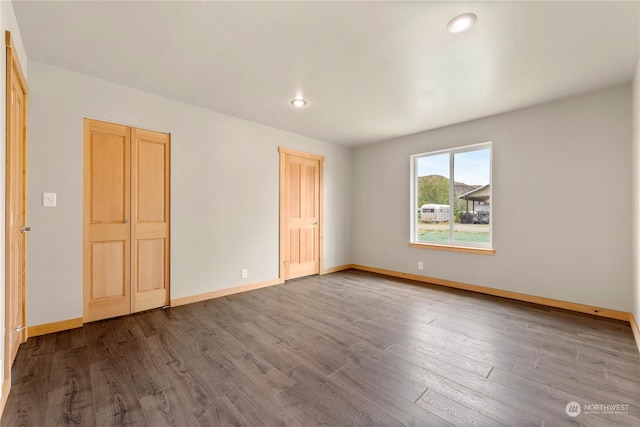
[3,269,640,426]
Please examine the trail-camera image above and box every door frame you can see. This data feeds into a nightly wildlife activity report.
[3,30,28,402]
[278,147,323,282]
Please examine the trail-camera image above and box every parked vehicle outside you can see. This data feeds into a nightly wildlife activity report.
[420,204,450,223]
[475,210,490,224]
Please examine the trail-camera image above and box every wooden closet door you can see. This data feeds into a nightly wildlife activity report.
[131,128,170,312]
[83,119,131,322]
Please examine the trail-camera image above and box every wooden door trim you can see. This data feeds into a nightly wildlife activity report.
[278,150,286,283]
[278,147,324,161]
[3,30,28,409]
[318,157,324,274]
[278,147,324,282]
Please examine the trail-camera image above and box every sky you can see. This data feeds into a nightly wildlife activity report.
[416,148,490,186]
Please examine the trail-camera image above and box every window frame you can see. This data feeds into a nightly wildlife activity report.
[410,141,494,253]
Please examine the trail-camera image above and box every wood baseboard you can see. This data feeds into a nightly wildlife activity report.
[630,313,640,356]
[350,264,631,322]
[321,264,354,275]
[28,317,83,338]
[27,279,282,337]
[21,268,640,357]
[171,278,281,307]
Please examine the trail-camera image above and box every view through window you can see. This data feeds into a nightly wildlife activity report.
[412,143,492,248]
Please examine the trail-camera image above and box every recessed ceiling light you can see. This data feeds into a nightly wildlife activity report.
[291,98,307,108]
[447,13,477,33]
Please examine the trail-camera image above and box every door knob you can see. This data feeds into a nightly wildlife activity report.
[20,225,31,233]
[14,326,25,332]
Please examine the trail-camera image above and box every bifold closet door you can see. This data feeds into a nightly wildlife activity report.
[83,119,170,322]
[131,128,170,312]
[83,120,131,322]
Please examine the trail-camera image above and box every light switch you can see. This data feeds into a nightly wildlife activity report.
[43,192,56,207]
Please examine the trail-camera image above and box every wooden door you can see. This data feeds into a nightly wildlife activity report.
[279,148,323,280]
[84,120,170,322]
[5,31,28,373]
[83,119,131,322]
[131,128,170,312]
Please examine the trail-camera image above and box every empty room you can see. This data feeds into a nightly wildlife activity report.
[0,0,639,425]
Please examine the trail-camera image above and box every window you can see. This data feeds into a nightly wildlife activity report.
[410,142,492,251]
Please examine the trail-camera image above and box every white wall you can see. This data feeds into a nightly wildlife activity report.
[352,85,633,312]
[0,0,28,399]
[26,60,351,327]
[633,59,640,324]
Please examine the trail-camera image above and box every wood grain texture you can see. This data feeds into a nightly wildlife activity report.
[131,127,170,313]
[5,29,29,401]
[0,380,9,420]
[283,152,321,279]
[170,278,281,307]
[320,264,352,274]
[28,318,83,338]
[353,264,632,321]
[3,270,640,426]
[83,118,131,322]
[409,241,496,255]
[279,147,323,281]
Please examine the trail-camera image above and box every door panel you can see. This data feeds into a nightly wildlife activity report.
[91,241,126,299]
[289,163,301,218]
[304,165,317,217]
[289,230,300,264]
[5,32,28,376]
[302,229,314,262]
[137,140,166,222]
[83,119,131,322]
[281,150,322,280]
[131,128,170,312]
[137,239,165,292]
[91,133,127,223]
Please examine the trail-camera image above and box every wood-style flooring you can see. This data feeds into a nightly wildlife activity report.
[2,270,640,426]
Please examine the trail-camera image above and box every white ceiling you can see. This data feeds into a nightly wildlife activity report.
[13,1,640,147]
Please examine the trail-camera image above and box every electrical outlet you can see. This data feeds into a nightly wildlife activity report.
[43,192,56,207]
[241,268,248,279]
[418,261,424,270]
